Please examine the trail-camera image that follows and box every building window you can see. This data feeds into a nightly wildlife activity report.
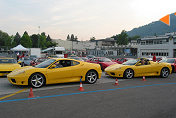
[149,40,153,45]
[154,41,157,44]
[156,53,158,56]
[174,38,176,44]
[174,49,176,57]
[141,41,145,45]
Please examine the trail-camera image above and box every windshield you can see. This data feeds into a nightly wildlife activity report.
[35,59,56,68]
[123,59,138,65]
[0,59,17,64]
[160,59,175,63]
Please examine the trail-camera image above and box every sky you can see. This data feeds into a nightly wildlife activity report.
[0,0,176,41]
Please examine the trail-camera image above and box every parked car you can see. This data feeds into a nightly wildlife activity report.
[160,58,176,72]
[30,55,37,61]
[49,55,60,58]
[105,59,172,79]
[156,57,167,62]
[30,58,49,66]
[0,58,21,76]
[86,57,117,70]
[112,58,133,64]
[19,57,33,66]
[87,55,95,59]
[81,57,88,62]
[68,57,84,61]
[7,58,102,88]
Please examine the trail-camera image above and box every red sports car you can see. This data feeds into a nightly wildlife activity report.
[112,58,133,64]
[30,58,49,66]
[160,58,176,72]
[86,57,117,70]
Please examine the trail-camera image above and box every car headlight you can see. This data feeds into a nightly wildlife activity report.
[15,71,25,75]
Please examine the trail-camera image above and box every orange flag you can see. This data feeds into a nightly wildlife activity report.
[160,14,170,26]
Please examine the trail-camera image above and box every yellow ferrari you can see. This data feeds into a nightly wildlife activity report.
[105,59,172,79]
[7,58,102,88]
[0,58,21,76]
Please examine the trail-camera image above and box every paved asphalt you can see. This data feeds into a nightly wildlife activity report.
[0,72,176,118]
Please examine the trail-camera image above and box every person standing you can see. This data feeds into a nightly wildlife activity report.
[153,54,156,62]
[21,52,25,66]
[16,52,20,62]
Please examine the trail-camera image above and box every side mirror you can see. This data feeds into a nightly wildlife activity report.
[18,61,21,64]
[50,65,56,69]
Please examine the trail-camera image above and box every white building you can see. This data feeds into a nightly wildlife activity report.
[52,39,96,50]
[137,32,176,58]
[52,39,96,56]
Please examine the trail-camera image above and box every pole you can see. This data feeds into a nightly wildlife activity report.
[38,26,40,48]
[72,40,73,55]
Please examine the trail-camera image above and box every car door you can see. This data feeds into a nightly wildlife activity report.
[71,60,85,80]
[134,62,154,76]
[46,60,82,84]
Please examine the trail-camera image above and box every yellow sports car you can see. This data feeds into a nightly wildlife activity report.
[0,58,21,76]
[7,58,102,88]
[105,59,172,79]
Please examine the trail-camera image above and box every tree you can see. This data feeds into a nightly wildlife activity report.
[30,34,39,48]
[74,36,78,41]
[66,34,70,41]
[12,32,21,47]
[0,30,12,48]
[70,34,74,41]
[116,30,129,45]
[39,32,47,49]
[90,37,96,41]
[46,35,51,42]
[111,35,118,41]
[128,35,140,42]
[20,31,32,48]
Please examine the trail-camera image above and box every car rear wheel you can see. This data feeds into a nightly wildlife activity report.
[124,69,134,79]
[160,68,170,78]
[29,73,45,88]
[85,70,98,84]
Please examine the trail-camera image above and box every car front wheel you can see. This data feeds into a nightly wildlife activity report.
[124,69,134,79]
[160,68,170,78]
[29,73,45,88]
[85,70,98,84]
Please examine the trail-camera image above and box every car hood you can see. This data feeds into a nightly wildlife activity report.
[0,64,21,71]
[8,66,34,76]
[105,64,128,71]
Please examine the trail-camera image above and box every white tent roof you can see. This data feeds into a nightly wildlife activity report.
[42,47,65,52]
[10,44,29,51]
[54,47,65,51]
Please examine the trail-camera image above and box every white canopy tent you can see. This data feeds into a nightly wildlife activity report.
[10,44,30,51]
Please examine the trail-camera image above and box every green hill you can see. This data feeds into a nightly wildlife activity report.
[127,13,176,37]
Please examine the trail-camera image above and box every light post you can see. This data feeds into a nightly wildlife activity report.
[38,26,40,48]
